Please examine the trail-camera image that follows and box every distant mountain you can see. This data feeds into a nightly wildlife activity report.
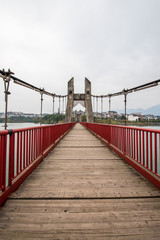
[116,104,160,116]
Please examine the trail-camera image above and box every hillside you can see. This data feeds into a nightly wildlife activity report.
[117,104,160,116]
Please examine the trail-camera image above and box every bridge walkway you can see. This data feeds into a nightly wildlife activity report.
[0,123,160,239]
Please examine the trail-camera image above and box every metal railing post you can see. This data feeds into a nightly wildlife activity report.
[109,96,111,124]
[52,96,55,115]
[58,96,61,114]
[96,97,98,117]
[2,69,14,130]
[62,96,63,114]
[124,92,127,126]
[40,89,44,125]
[101,96,103,118]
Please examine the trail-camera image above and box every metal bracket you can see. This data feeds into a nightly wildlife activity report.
[8,129,13,136]
[2,69,14,130]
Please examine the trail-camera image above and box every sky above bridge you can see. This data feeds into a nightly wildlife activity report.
[0,0,160,114]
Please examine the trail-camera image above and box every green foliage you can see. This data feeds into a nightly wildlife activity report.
[0,114,65,124]
[35,114,65,124]
[94,117,110,124]
[71,117,75,122]
[0,116,35,123]
[121,115,125,120]
[1,113,160,125]
[81,115,86,122]
[93,117,160,126]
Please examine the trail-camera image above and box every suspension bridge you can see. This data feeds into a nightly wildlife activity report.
[0,70,160,239]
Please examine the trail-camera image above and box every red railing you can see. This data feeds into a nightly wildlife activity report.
[0,122,75,206]
[81,122,160,189]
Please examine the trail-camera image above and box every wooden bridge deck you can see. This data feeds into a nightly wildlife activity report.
[0,123,160,239]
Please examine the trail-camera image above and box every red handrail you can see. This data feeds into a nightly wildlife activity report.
[81,122,160,189]
[0,122,76,207]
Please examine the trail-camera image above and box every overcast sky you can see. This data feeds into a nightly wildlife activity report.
[0,0,160,114]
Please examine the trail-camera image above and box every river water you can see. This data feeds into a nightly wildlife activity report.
[139,126,160,130]
[0,122,44,130]
[0,122,160,131]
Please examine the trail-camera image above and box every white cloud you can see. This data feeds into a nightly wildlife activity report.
[0,0,160,114]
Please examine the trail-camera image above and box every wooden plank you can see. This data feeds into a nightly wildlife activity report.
[0,199,160,239]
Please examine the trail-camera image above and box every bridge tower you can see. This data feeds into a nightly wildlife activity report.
[65,78,93,123]
[65,78,74,123]
[85,78,93,123]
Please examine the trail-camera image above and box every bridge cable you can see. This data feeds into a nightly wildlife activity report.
[63,96,64,114]
[109,96,111,123]
[59,96,61,114]
[96,97,98,117]
[64,96,67,113]
[93,96,95,114]
[52,96,55,115]
[101,96,103,118]
[124,92,127,126]
[0,69,68,99]
[40,90,44,125]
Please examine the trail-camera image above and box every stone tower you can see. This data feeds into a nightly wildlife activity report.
[65,78,93,123]
[65,78,74,123]
[85,78,94,123]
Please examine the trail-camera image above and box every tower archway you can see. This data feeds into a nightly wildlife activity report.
[65,78,93,122]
